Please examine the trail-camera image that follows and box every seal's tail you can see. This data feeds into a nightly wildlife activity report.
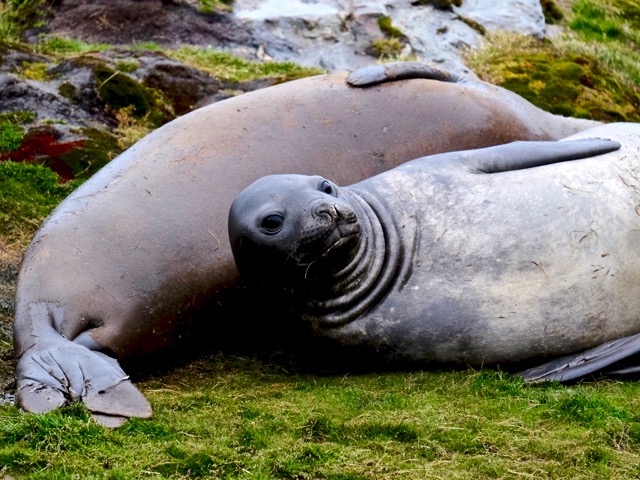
[519,333,640,383]
[16,339,152,427]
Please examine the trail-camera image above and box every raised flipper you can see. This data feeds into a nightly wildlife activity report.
[458,138,621,174]
[16,338,152,427]
[346,61,462,87]
[519,333,640,382]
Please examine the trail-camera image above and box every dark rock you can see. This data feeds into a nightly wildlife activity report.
[45,0,253,47]
[0,73,112,127]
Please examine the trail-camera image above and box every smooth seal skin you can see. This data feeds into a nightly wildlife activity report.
[14,62,603,425]
[229,123,640,380]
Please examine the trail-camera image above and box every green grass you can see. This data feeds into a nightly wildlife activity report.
[35,36,324,84]
[1,357,640,478]
[171,46,324,83]
[0,0,44,43]
[35,36,112,55]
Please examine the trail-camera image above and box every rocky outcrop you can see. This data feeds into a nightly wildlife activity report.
[43,0,547,75]
[0,43,271,181]
[232,0,546,73]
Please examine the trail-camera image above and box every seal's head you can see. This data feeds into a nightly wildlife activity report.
[229,174,361,287]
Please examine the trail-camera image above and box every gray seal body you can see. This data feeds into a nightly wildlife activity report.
[14,62,603,425]
[229,123,640,381]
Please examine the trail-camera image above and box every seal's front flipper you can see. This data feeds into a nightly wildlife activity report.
[16,340,152,425]
[347,62,462,87]
[462,138,621,174]
[519,333,640,382]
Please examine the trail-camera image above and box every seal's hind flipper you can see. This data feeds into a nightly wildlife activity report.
[519,333,640,382]
[16,340,152,424]
[347,62,462,87]
[464,138,621,174]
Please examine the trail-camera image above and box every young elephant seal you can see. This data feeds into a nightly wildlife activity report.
[14,62,602,425]
[229,123,640,380]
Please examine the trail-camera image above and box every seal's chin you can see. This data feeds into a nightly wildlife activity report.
[295,229,361,280]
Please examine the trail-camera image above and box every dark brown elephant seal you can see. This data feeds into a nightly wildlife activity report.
[14,62,601,425]
[229,123,640,380]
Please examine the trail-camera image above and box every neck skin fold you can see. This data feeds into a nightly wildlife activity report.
[292,187,402,328]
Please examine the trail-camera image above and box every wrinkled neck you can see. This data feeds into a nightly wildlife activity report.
[292,187,402,327]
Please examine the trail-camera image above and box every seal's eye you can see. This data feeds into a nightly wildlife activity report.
[320,180,335,196]
[261,214,284,234]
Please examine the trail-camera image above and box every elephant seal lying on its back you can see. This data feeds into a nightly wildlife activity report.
[14,62,601,426]
[229,123,640,380]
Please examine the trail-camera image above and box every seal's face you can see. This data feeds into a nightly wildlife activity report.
[229,174,361,287]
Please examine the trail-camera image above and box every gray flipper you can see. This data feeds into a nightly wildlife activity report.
[16,338,152,425]
[519,333,640,382]
[347,61,462,87]
[461,138,621,174]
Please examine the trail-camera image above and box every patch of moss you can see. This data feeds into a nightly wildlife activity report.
[468,39,640,122]
[198,0,234,13]
[115,60,140,73]
[456,15,487,35]
[58,127,122,180]
[371,38,405,57]
[58,81,76,99]
[0,161,79,238]
[0,123,23,153]
[541,0,564,24]
[377,16,406,39]
[411,0,462,11]
[94,64,155,116]
[0,111,36,124]
[0,111,35,153]
[19,61,52,81]
[371,16,410,59]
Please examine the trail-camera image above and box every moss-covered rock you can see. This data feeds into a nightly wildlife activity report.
[501,53,639,121]
[467,36,640,122]
[94,63,155,116]
[377,16,407,40]
[540,0,564,24]
[370,16,410,59]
